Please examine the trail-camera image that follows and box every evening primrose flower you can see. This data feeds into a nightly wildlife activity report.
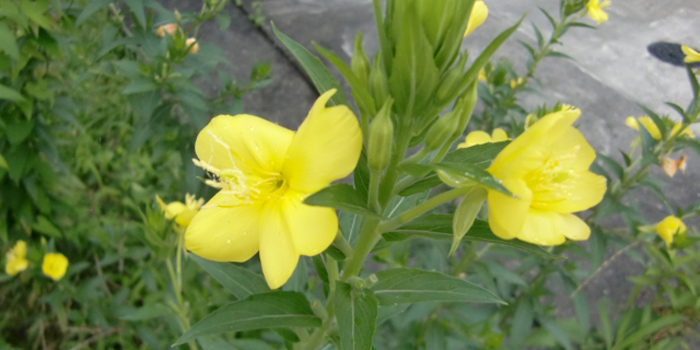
[586,0,610,25]
[156,24,179,37]
[464,1,488,37]
[625,116,694,140]
[487,109,606,245]
[42,253,68,281]
[510,77,523,89]
[478,68,487,82]
[661,155,687,178]
[656,216,686,247]
[681,45,700,63]
[185,89,362,289]
[458,128,508,148]
[5,240,28,276]
[185,38,199,54]
[157,194,204,228]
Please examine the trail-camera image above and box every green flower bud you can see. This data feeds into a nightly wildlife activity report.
[453,82,479,138]
[436,54,468,102]
[368,99,394,171]
[425,111,460,151]
[352,32,371,86]
[562,0,586,16]
[369,55,390,108]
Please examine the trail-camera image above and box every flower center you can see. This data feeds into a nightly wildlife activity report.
[525,147,581,210]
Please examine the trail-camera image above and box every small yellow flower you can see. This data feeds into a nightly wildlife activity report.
[464,1,488,37]
[586,0,610,25]
[186,38,199,54]
[5,240,29,276]
[656,216,686,247]
[626,116,694,140]
[681,45,700,64]
[42,253,68,281]
[185,89,362,289]
[487,108,606,245]
[478,68,487,82]
[156,23,179,37]
[458,128,508,148]
[510,77,523,89]
[157,194,204,228]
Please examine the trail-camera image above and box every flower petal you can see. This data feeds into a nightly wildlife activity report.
[460,130,491,148]
[283,90,362,193]
[464,1,488,37]
[488,178,532,240]
[560,214,591,241]
[536,171,606,213]
[517,209,567,246]
[259,201,300,289]
[280,191,338,256]
[195,114,294,175]
[185,193,260,263]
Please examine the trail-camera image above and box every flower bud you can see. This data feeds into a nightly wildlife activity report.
[425,111,460,151]
[156,23,178,37]
[436,54,468,103]
[464,1,488,37]
[369,55,390,108]
[368,99,394,171]
[453,82,479,137]
[186,38,199,54]
[351,32,370,86]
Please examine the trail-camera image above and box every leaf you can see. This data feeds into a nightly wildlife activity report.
[611,314,684,350]
[539,317,574,350]
[510,298,533,348]
[32,216,62,238]
[334,281,378,350]
[0,83,25,102]
[216,13,231,30]
[398,174,441,197]
[123,78,158,95]
[383,215,559,259]
[76,0,113,26]
[596,152,624,180]
[451,188,487,256]
[0,154,7,169]
[433,162,512,196]
[304,184,382,219]
[0,22,19,60]
[598,300,613,349]
[174,291,321,346]
[442,141,509,167]
[190,255,269,299]
[370,268,505,305]
[123,0,146,28]
[6,118,34,146]
[119,303,170,321]
[271,23,347,106]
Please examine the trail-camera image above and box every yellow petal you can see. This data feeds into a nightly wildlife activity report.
[464,1,488,37]
[656,216,686,246]
[625,116,639,130]
[517,209,567,246]
[682,45,700,63]
[670,123,695,138]
[42,253,68,281]
[636,116,662,140]
[550,128,596,170]
[586,0,609,24]
[283,90,362,193]
[164,201,186,220]
[491,128,508,142]
[12,240,27,259]
[487,178,532,240]
[459,130,491,148]
[259,201,300,289]
[195,114,294,176]
[535,171,607,213]
[5,257,28,276]
[279,191,338,256]
[560,214,591,241]
[185,193,260,262]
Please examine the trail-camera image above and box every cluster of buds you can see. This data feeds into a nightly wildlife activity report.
[156,23,200,54]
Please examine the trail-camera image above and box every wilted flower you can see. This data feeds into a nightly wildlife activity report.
[586,0,610,24]
[486,108,606,245]
[458,128,508,148]
[656,216,686,247]
[156,23,179,37]
[464,1,488,37]
[681,45,700,63]
[661,155,687,178]
[157,194,204,228]
[42,253,68,281]
[185,89,362,289]
[186,38,199,54]
[5,241,28,276]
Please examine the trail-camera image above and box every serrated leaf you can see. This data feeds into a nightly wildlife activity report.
[370,268,504,305]
[174,292,321,346]
[190,255,269,299]
[334,281,378,350]
[304,184,381,219]
[271,23,347,106]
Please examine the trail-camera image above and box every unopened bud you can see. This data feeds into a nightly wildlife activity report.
[453,82,479,137]
[426,111,460,151]
[368,99,394,171]
[174,9,182,23]
[436,55,468,102]
[156,23,178,37]
[369,55,390,107]
[186,38,199,54]
[352,32,371,86]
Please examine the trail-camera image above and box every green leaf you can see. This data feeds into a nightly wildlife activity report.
[174,291,321,346]
[271,23,347,106]
[20,0,51,29]
[304,184,382,219]
[76,0,113,26]
[190,255,269,299]
[596,152,623,180]
[510,298,533,348]
[611,314,684,350]
[433,162,512,196]
[370,268,505,305]
[383,215,559,259]
[119,303,170,321]
[0,22,19,60]
[123,0,146,28]
[216,13,231,30]
[451,188,487,256]
[32,216,62,238]
[6,118,34,146]
[123,78,158,95]
[539,317,574,350]
[0,83,25,102]
[334,281,378,350]
[398,174,441,197]
[598,300,613,349]
[0,154,7,169]
[637,122,657,166]
[442,141,509,167]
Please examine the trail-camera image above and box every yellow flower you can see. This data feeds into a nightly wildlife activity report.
[186,38,199,54]
[656,216,686,247]
[486,109,606,245]
[42,253,68,281]
[626,116,694,140]
[681,45,700,63]
[464,1,488,37]
[586,0,610,25]
[478,68,487,82]
[185,90,362,289]
[5,240,28,276]
[510,77,523,89]
[157,194,204,228]
[156,23,179,37]
[458,128,508,148]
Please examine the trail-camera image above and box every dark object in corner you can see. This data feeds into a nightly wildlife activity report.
[648,41,700,68]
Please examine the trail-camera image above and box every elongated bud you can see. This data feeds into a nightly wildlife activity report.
[453,82,479,138]
[352,32,371,86]
[368,99,394,171]
[436,54,468,102]
[369,55,390,107]
[425,111,460,151]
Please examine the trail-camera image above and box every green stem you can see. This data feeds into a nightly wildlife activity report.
[378,187,471,233]
[333,232,353,258]
[341,218,382,280]
[368,169,382,213]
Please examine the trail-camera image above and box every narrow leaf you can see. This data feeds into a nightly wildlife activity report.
[190,255,269,299]
[76,0,113,26]
[334,282,378,350]
[611,315,684,350]
[433,162,512,196]
[0,23,19,60]
[305,184,382,219]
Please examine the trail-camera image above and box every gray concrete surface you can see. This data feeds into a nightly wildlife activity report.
[164,0,700,343]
